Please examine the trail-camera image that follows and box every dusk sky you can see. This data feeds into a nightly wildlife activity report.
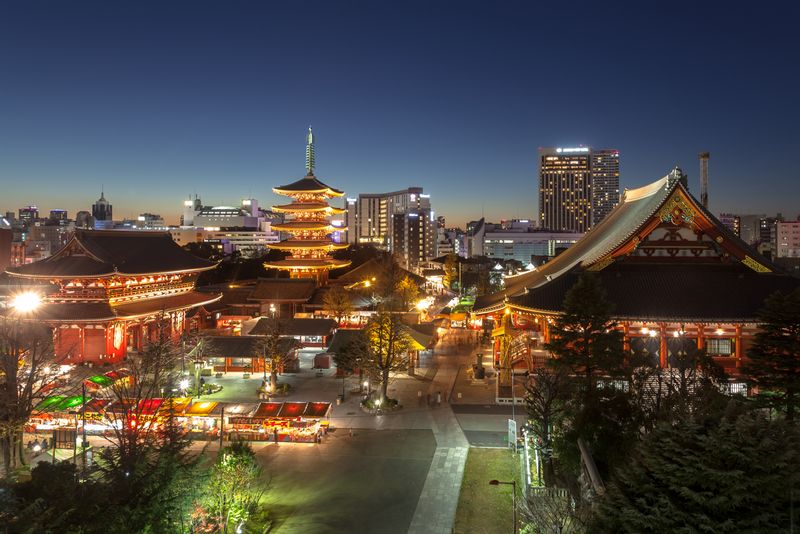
[1,1,798,227]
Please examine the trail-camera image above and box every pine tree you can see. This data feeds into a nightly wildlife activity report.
[591,413,800,533]
[743,288,800,422]
[546,273,625,395]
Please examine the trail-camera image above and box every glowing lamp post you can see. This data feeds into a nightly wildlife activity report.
[11,291,42,314]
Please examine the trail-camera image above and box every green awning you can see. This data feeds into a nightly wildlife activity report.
[86,375,114,387]
[35,395,65,411]
[53,395,88,412]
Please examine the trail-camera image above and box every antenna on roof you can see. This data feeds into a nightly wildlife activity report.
[305,126,315,176]
[699,152,710,208]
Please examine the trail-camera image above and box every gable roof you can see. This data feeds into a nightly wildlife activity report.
[248,278,317,302]
[334,258,425,285]
[325,328,364,354]
[7,230,216,278]
[475,169,784,315]
[249,317,338,337]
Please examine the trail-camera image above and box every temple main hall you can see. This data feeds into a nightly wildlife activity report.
[5,230,221,363]
[472,168,800,395]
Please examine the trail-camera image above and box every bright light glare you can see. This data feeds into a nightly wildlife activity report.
[179,379,190,390]
[11,292,42,313]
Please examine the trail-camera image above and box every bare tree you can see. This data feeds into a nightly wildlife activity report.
[100,323,181,480]
[525,366,569,486]
[520,487,588,534]
[0,320,61,475]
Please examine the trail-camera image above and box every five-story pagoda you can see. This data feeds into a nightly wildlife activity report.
[265,128,350,284]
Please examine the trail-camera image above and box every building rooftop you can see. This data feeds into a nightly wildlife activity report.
[7,230,217,278]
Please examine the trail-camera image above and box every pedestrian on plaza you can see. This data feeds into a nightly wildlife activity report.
[436,391,442,405]
[349,428,353,438]
[273,428,279,443]
[41,438,48,450]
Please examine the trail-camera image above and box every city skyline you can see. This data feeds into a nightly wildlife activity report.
[2,2,799,227]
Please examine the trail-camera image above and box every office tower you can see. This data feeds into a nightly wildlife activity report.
[18,205,39,222]
[345,187,436,269]
[591,149,620,226]
[539,147,620,232]
[92,189,113,221]
[49,209,68,222]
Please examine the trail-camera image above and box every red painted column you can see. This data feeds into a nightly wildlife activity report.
[735,325,743,368]
[659,324,667,368]
[696,323,705,350]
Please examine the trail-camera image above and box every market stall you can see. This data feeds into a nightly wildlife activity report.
[226,401,331,443]
[182,400,222,437]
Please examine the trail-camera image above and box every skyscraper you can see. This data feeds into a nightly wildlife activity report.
[92,190,113,222]
[591,149,620,226]
[344,187,437,270]
[538,147,620,232]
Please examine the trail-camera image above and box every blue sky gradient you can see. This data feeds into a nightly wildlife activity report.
[1,1,798,226]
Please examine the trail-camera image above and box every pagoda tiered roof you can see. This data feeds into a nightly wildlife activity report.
[271,202,346,214]
[7,230,217,279]
[273,174,344,197]
[270,221,338,232]
[268,239,349,251]
[474,170,799,322]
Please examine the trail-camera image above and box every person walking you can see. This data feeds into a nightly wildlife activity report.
[436,391,442,405]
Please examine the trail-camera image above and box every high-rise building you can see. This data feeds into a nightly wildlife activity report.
[718,213,741,236]
[591,149,620,226]
[18,206,39,222]
[75,211,93,229]
[92,190,113,223]
[345,187,437,269]
[392,208,437,271]
[538,147,620,232]
[777,219,800,258]
[49,209,68,222]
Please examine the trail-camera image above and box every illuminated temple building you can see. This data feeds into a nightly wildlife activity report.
[5,230,221,363]
[472,168,800,398]
[265,128,350,284]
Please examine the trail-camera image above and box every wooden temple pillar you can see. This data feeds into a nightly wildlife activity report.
[735,324,743,368]
[622,322,630,352]
[659,323,667,368]
[696,323,705,350]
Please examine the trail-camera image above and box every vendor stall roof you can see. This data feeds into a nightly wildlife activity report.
[138,398,163,415]
[303,402,332,418]
[86,375,114,387]
[55,395,89,412]
[35,395,65,412]
[278,402,307,418]
[252,402,282,418]
[84,398,112,413]
[184,401,219,416]
[223,403,258,417]
[158,397,192,415]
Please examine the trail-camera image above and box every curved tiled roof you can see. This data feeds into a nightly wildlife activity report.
[507,263,800,322]
[273,174,344,196]
[474,169,786,317]
[7,230,217,278]
[475,173,678,312]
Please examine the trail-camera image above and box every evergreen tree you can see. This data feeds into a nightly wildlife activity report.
[743,288,800,422]
[591,412,800,533]
[545,273,632,480]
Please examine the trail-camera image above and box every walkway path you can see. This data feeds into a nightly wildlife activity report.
[407,351,471,534]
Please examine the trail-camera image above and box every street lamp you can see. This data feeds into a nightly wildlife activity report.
[489,479,517,534]
[10,291,43,314]
[179,378,190,394]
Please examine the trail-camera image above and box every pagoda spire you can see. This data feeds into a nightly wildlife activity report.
[305,126,315,176]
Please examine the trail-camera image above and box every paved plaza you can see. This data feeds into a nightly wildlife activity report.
[255,428,437,534]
